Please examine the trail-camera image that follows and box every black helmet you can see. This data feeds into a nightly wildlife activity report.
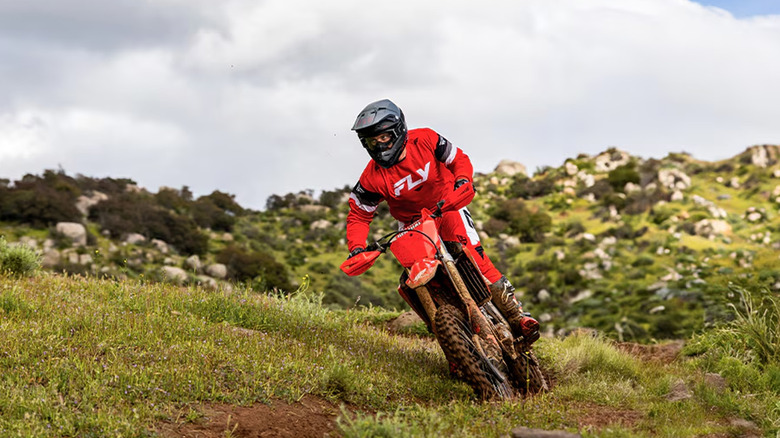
[351,99,407,168]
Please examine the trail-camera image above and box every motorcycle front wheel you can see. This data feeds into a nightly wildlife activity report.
[434,304,514,400]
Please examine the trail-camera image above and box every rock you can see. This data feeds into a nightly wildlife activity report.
[670,190,684,201]
[704,373,727,393]
[577,171,595,188]
[55,222,87,247]
[75,191,108,216]
[310,219,331,230]
[151,239,169,254]
[537,289,551,302]
[185,255,202,272]
[161,266,188,284]
[494,159,527,177]
[625,182,641,193]
[747,144,779,168]
[564,161,578,176]
[666,379,692,401]
[717,194,731,200]
[206,263,228,279]
[649,305,665,314]
[15,236,38,250]
[594,149,630,172]
[729,177,741,189]
[569,289,593,303]
[125,233,146,245]
[125,184,143,193]
[694,219,731,237]
[512,427,582,438]
[299,204,330,215]
[658,168,692,190]
[41,249,60,268]
[387,311,424,334]
[195,275,218,289]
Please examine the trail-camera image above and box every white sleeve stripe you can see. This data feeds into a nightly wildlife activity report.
[444,147,458,166]
[349,192,378,213]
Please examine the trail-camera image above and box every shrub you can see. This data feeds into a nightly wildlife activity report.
[192,198,236,232]
[90,193,208,255]
[508,174,557,199]
[0,237,41,277]
[607,162,640,192]
[0,171,82,227]
[489,199,552,243]
[216,245,292,291]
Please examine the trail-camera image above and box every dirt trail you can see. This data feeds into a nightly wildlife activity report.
[156,340,686,437]
[158,395,340,438]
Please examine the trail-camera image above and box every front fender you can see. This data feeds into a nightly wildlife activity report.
[405,258,441,289]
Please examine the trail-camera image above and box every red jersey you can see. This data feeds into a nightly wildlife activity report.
[346,128,474,252]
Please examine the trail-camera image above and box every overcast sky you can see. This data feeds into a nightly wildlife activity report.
[1,0,779,209]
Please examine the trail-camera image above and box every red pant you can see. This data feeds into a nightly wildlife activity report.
[403,207,502,283]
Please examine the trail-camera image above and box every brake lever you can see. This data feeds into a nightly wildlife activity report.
[431,200,445,218]
[365,241,386,253]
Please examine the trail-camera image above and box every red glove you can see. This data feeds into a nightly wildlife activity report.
[442,179,475,212]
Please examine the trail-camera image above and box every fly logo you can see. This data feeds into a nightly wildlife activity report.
[394,162,430,196]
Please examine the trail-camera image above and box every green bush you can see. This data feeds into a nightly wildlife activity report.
[0,170,82,227]
[0,237,41,277]
[216,244,292,291]
[489,199,552,243]
[90,193,208,255]
[608,162,640,192]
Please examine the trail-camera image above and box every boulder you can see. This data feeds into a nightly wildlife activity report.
[124,233,146,245]
[41,249,61,268]
[206,263,228,279]
[658,168,692,190]
[512,427,581,438]
[594,149,630,172]
[185,255,202,272]
[151,239,169,254]
[195,275,218,289]
[387,311,424,334]
[55,222,87,247]
[75,191,108,216]
[494,159,527,177]
[564,161,578,176]
[310,219,331,230]
[299,205,330,215]
[666,379,693,402]
[161,266,188,284]
[694,219,731,238]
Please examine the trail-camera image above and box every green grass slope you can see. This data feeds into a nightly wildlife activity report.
[1,273,777,437]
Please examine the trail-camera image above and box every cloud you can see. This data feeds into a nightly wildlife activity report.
[0,0,779,208]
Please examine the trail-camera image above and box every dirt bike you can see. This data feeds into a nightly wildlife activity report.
[340,201,548,400]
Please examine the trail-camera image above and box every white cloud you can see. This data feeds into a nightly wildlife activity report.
[0,0,779,208]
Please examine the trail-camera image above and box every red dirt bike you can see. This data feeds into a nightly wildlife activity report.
[340,201,548,400]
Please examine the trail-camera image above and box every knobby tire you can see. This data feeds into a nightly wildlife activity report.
[434,304,514,400]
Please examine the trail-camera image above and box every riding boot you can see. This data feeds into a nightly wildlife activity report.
[489,276,540,344]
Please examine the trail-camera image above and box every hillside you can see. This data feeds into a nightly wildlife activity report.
[1,273,777,437]
[2,145,780,343]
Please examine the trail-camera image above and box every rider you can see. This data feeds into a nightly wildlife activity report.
[345,99,540,344]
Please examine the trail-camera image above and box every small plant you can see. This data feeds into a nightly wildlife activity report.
[0,237,41,277]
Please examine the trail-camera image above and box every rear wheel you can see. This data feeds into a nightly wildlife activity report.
[434,304,514,400]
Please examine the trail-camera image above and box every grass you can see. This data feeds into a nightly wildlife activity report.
[1,273,778,437]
